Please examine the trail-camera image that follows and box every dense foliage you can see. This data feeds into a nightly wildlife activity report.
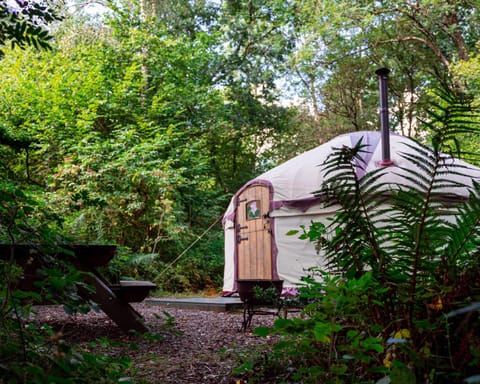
[0,1,298,291]
[288,0,480,140]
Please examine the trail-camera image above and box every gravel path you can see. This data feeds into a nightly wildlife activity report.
[32,302,278,383]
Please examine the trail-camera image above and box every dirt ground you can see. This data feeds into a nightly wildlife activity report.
[32,302,279,383]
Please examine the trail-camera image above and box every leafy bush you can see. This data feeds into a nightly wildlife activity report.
[0,255,133,384]
[157,232,224,293]
[236,272,388,383]
[236,93,480,383]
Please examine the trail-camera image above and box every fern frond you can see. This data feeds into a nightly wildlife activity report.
[316,139,391,278]
[442,181,480,269]
[422,89,480,157]
[392,172,432,194]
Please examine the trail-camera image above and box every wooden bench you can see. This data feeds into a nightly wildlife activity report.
[1,244,157,333]
[110,281,158,302]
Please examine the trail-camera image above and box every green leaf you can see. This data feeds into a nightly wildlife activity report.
[390,365,416,384]
[253,326,271,337]
[360,337,384,353]
[13,290,42,302]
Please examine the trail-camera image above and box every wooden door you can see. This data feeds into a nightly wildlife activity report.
[236,184,272,280]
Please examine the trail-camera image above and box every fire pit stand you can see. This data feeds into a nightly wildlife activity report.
[236,279,284,331]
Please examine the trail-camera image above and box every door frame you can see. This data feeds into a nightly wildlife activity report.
[233,180,279,288]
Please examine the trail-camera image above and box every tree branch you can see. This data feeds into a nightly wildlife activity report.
[374,36,451,69]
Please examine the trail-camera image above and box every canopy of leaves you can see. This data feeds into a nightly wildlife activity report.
[287,0,480,141]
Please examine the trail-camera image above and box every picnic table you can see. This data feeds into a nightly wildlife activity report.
[0,244,156,333]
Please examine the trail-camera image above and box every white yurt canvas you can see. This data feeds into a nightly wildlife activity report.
[222,131,480,295]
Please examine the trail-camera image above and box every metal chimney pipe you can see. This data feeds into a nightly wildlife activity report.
[375,68,393,166]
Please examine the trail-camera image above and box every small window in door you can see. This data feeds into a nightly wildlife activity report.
[246,200,261,220]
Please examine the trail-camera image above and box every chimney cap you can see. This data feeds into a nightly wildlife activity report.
[375,67,390,76]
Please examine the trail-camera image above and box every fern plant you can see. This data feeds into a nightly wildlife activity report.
[316,138,391,280]
[310,92,480,381]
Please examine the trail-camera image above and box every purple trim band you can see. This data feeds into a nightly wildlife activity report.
[222,212,235,225]
[271,196,325,212]
[229,196,324,218]
[282,287,298,297]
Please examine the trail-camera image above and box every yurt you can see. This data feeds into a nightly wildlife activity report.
[222,130,480,295]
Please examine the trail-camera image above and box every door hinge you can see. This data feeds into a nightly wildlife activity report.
[237,198,247,206]
[237,236,248,243]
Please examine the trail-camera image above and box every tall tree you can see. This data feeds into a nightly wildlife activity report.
[289,0,480,138]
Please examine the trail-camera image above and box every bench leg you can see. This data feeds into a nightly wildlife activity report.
[81,274,149,333]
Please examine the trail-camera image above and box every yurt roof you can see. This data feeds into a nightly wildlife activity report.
[224,131,480,220]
